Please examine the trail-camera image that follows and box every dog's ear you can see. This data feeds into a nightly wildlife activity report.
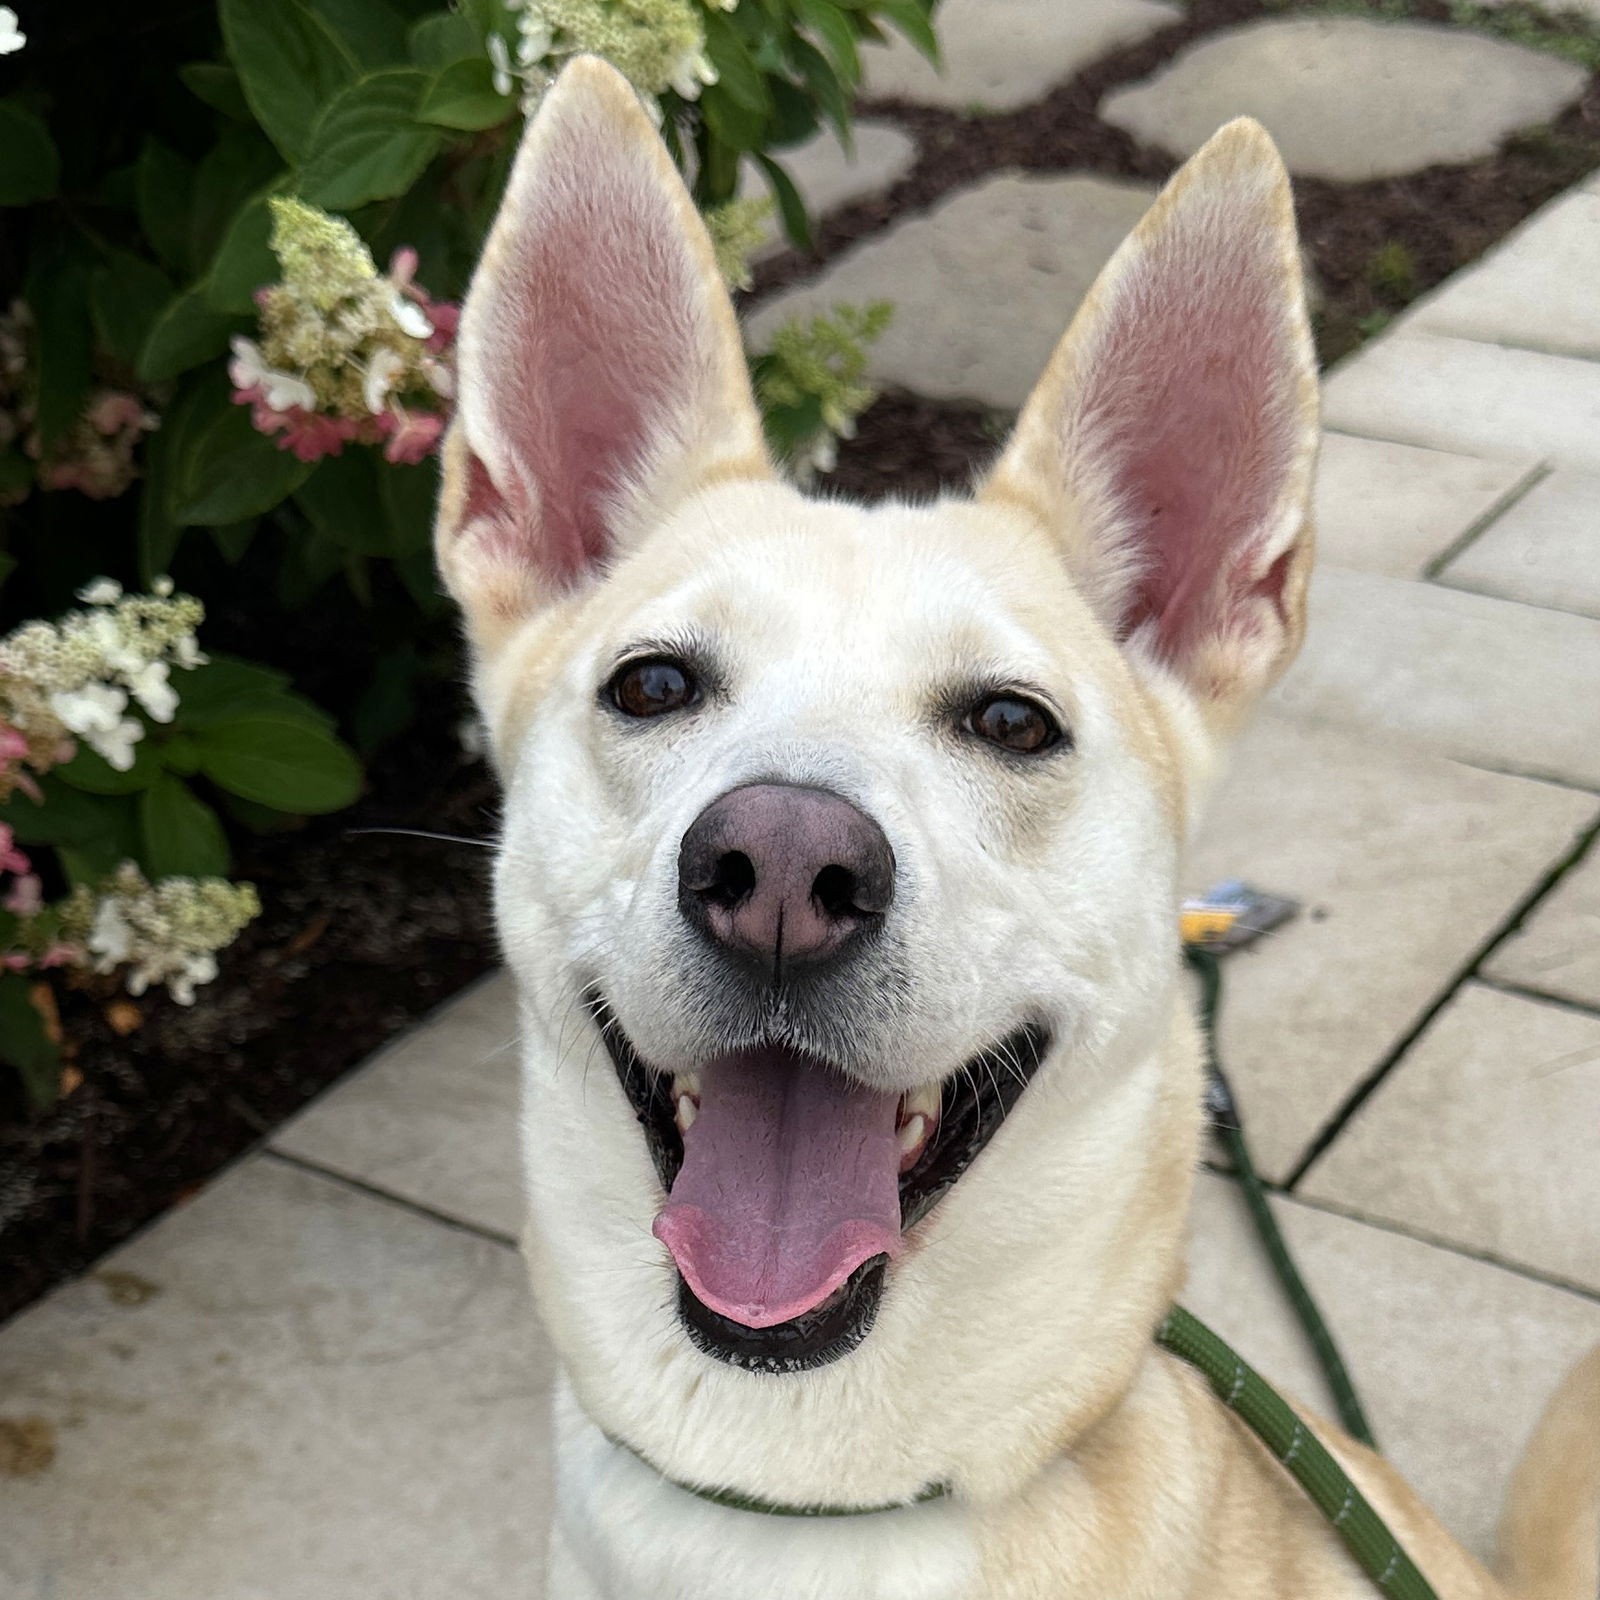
[981,119,1318,731]
[436,55,773,660]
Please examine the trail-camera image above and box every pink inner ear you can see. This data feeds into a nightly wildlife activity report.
[471,130,706,587]
[1078,230,1302,664]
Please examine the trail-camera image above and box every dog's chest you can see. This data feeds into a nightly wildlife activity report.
[553,1394,981,1600]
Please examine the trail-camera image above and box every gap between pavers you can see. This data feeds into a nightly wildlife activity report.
[1483,838,1600,1010]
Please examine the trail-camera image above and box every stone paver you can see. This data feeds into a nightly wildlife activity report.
[745,122,918,257]
[1184,712,1595,1182]
[862,0,1181,112]
[1184,1173,1600,1560]
[1405,190,1600,360]
[1101,19,1585,181]
[1272,566,1600,788]
[1300,983,1600,1294]
[271,971,523,1239]
[1314,433,1539,579]
[0,1157,554,1600]
[1438,470,1600,621]
[1484,844,1600,1009]
[1322,332,1600,472]
[747,170,1156,406]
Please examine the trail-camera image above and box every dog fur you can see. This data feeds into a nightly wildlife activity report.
[435,55,1600,1600]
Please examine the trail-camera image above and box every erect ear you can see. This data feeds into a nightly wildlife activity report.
[981,118,1319,732]
[436,56,773,660]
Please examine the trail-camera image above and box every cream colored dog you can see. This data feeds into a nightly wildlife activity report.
[435,55,1600,1600]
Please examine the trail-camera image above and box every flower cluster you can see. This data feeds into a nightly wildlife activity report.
[231,199,457,466]
[0,303,158,504]
[492,0,728,107]
[0,579,204,789]
[706,197,771,291]
[0,6,24,54]
[755,302,894,476]
[52,865,262,1007]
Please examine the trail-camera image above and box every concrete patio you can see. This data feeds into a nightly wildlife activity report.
[5,5,1600,1595]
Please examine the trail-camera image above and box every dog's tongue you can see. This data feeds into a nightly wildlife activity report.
[653,1047,903,1330]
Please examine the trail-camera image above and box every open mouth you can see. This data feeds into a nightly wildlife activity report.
[592,997,1049,1375]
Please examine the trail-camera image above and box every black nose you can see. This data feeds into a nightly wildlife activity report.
[678,784,895,974]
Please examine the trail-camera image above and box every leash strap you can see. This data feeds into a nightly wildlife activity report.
[1157,1307,1440,1600]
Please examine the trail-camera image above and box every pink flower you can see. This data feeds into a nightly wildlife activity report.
[0,722,26,763]
[247,403,360,463]
[3,871,41,915]
[0,821,28,875]
[87,391,147,435]
[387,247,459,353]
[379,407,445,465]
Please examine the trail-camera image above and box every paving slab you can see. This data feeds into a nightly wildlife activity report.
[1184,712,1595,1182]
[1484,842,1600,1008]
[1438,469,1600,620]
[0,1156,554,1600]
[747,170,1156,407]
[1404,189,1600,360]
[1322,331,1600,472]
[1100,19,1585,181]
[745,122,918,257]
[1272,566,1600,788]
[271,970,523,1239]
[861,0,1181,112]
[1183,1172,1600,1560]
[1314,432,1539,579]
[1300,983,1600,1294]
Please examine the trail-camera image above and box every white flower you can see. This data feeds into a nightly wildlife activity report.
[388,292,433,342]
[76,577,122,606]
[91,716,145,772]
[50,681,128,738]
[127,660,178,723]
[152,575,175,597]
[171,633,206,670]
[168,952,217,1007]
[488,32,515,98]
[362,347,405,415]
[88,897,133,970]
[0,7,25,54]
[228,336,315,413]
[670,52,719,101]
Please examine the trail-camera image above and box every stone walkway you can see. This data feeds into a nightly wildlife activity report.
[7,8,1600,1596]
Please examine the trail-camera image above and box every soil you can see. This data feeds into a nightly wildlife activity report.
[7,0,1600,1325]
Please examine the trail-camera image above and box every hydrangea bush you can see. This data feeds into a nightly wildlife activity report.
[0,0,935,1107]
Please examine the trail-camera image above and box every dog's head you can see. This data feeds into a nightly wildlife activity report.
[437,59,1318,1503]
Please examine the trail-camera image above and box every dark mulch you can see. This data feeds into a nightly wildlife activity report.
[8,0,1600,1325]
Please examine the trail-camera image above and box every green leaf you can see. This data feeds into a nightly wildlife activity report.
[298,69,444,210]
[55,737,163,796]
[191,124,281,280]
[789,36,851,145]
[0,100,61,207]
[701,87,769,159]
[138,284,244,383]
[196,715,363,813]
[756,153,813,250]
[25,245,95,449]
[872,0,939,65]
[173,401,314,527]
[138,374,213,582]
[0,975,61,1111]
[351,644,421,751]
[137,139,198,274]
[90,252,175,370]
[703,15,771,115]
[294,451,393,554]
[212,521,258,564]
[174,655,336,733]
[409,11,482,68]
[313,0,411,67]
[179,61,255,121]
[139,775,232,878]
[0,774,126,848]
[204,185,288,314]
[219,0,360,161]
[418,57,513,130]
[794,0,861,89]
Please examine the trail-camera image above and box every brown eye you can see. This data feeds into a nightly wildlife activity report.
[967,694,1063,754]
[608,657,698,718]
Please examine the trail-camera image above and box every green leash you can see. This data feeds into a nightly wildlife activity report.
[615,951,1439,1597]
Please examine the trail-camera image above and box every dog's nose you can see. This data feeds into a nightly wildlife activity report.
[678,784,894,973]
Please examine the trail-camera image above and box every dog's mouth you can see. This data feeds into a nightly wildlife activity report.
[592,997,1049,1374]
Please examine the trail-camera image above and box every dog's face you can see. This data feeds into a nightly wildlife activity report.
[437,59,1318,1503]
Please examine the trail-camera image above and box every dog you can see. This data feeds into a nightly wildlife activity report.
[433,54,1600,1600]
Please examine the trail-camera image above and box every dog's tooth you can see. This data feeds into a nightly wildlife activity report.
[899,1084,940,1126]
[897,1113,928,1156]
[675,1093,698,1134]
[674,1071,702,1100]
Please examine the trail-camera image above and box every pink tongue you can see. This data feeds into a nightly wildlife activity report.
[653,1048,903,1329]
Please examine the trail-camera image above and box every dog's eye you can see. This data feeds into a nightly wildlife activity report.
[608,657,699,718]
[966,694,1063,754]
